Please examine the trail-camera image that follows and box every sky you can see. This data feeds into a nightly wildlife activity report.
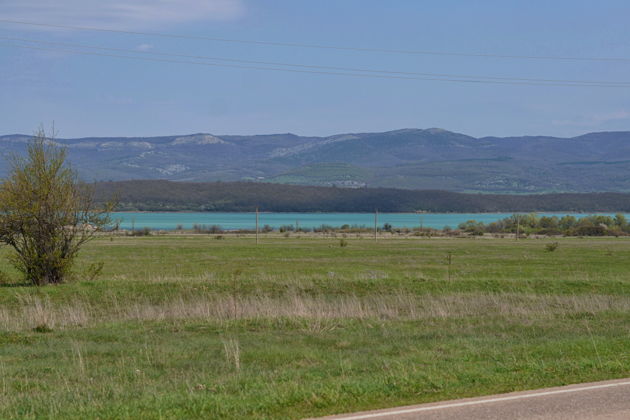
[1,0,630,139]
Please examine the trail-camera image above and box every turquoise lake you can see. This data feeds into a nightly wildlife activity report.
[111,212,628,231]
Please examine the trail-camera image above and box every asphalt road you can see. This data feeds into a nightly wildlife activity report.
[312,378,630,420]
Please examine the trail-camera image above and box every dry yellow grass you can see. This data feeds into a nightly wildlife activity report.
[3,292,628,332]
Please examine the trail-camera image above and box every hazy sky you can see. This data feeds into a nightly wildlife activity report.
[2,0,630,138]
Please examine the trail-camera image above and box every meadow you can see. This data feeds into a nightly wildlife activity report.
[1,234,630,419]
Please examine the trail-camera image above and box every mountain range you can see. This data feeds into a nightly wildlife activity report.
[2,128,630,193]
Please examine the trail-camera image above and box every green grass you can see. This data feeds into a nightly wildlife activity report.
[1,235,630,419]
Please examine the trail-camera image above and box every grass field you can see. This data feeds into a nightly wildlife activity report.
[1,234,630,419]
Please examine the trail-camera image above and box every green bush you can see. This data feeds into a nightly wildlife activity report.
[545,242,559,252]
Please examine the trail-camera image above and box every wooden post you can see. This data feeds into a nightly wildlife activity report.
[374,209,378,242]
[256,207,259,245]
[296,220,299,232]
[516,214,520,241]
[446,251,453,281]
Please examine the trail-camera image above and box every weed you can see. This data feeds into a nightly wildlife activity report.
[545,242,559,252]
[222,338,241,371]
[0,270,13,286]
[129,227,151,236]
[85,262,104,282]
[33,323,53,333]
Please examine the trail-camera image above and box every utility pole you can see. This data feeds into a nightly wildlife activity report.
[515,214,520,241]
[374,209,378,242]
[256,207,259,245]
[296,220,299,232]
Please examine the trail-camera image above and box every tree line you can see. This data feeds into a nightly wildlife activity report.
[458,213,630,236]
[94,180,630,213]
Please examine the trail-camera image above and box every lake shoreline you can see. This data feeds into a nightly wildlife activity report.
[110,211,630,231]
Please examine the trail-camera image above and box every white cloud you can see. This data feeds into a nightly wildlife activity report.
[552,110,630,127]
[0,0,246,29]
[136,43,154,51]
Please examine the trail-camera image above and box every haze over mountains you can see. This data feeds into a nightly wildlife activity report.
[2,128,630,193]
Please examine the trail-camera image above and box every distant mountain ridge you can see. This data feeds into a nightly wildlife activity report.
[2,128,630,193]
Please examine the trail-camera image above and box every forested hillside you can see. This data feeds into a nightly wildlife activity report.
[94,180,630,212]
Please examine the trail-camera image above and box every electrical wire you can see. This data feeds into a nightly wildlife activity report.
[3,36,630,86]
[1,18,629,63]
[3,41,628,88]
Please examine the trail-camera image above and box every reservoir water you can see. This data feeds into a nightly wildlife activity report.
[111,212,628,231]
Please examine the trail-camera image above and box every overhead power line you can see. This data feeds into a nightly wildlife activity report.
[2,41,628,88]
[3,36,630,86]
[1,18,629,63]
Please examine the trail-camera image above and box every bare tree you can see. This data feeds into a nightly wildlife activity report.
[0,128,114,285]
